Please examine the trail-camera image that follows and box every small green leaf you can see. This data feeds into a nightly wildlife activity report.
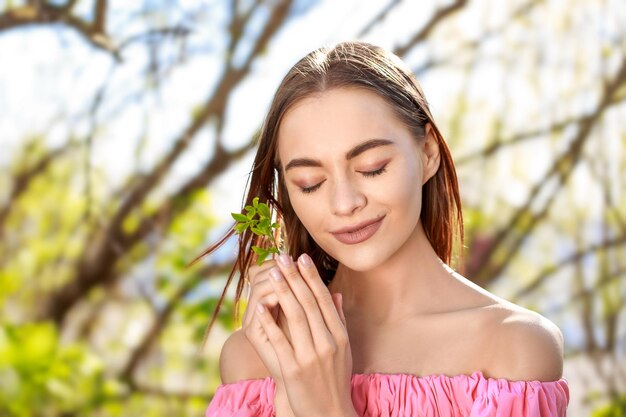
[257,253,269,265]
[231,213,248,222]
[258,203,271,218]
[251,246,265,256]
[252,246,270,265]
[232,197,283,259]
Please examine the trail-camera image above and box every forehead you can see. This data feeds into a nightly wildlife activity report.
[276,87,407,161]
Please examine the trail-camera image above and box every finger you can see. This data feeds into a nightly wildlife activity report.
[333,293,346,327]
[268,263,319,357]
[242,260,278,328]
[246,295,281,345]
[255,300,296,375]
[242,279,276,329]
[248,259,277,285]
[245,300,283,380]
[278,254,335,353]
[296,253,346,340]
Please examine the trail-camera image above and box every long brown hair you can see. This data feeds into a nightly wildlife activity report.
[190,41,464,347]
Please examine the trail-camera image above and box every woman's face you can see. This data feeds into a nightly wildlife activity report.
[277,87,437,271]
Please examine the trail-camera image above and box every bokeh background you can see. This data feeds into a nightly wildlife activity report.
[1,0,625,416]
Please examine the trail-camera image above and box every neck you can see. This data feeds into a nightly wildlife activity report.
[328,220,457,325]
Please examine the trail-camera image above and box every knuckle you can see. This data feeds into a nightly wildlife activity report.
[243,326,253,340]
[323,297,336,309]
[286,269,301,280]
[300,356,317,371]
[275,282,291,296]
[291,311,308,326]
[318,342,337,359]
[247,266,259,278]
[283,364,299,379]
[249,262,274,283]
[250,279,269,296]
[257,296,270,306]
[262,259,277,268]
[300,296,318,310]
[335,333,349,348]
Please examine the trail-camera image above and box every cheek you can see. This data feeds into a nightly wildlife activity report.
[385,163,423,216]
[288,191,319,232]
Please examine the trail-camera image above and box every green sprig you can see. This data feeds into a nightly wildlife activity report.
[231,197,282,266]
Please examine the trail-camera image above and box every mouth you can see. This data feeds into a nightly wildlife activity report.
[330,215,385,245]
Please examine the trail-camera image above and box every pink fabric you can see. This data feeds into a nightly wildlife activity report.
[205,371,569,416]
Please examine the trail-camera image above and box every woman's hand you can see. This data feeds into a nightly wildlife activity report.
[241,258,293,386]
[252,253,356,417]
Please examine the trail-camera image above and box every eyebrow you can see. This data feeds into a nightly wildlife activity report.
[284,138,395,172]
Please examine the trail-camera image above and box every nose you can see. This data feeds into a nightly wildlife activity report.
[330,174,366,216]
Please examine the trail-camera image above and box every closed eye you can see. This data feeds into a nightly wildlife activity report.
[299,165,388,194]
[361,165,387,177]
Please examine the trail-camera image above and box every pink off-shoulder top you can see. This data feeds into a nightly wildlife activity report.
[205,371,569,416]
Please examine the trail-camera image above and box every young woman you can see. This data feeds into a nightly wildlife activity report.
[202,41,570,417]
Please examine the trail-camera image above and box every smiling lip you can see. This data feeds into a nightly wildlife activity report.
[331,215,385,245]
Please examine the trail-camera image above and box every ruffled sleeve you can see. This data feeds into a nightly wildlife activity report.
[469,374,570,417]
[205,377,276,417]
[204,371,570,417]
[350,371,569,417]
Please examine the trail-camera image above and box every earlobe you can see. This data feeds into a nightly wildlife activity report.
[421,123,441,185]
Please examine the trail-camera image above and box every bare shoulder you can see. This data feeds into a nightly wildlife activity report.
[219,328,270,384]
[481,302,564,382]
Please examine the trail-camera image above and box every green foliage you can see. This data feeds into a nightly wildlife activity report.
[231,197,281,265]
[591,394,626,417]
[0,322,110,416]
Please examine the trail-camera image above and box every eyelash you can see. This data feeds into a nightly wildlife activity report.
[300,165,388,194]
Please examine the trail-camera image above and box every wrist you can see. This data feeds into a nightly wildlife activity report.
[274,383,296,417]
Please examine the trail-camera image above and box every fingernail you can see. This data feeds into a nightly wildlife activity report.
[270,268,283,281]
[298,253,312,266]
[278,254,292,266]
[256,303,265,313]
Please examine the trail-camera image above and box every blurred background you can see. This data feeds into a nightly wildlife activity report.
[0,0,624,416]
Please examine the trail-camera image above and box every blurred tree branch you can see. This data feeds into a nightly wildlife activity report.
[413,0,543,76]
[393,0,467,57]
[357,0,402,38]
[468,56,626,287]
[120,260,234,382]
[0,140,76,240]
[512,232,626,301]
[455,92,626,166]
[42,0,294,326]
[0,0,117,58]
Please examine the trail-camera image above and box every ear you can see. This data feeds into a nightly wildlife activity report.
[421,123,441,185]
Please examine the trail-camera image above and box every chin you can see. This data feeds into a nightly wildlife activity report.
[330,247,389,272]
